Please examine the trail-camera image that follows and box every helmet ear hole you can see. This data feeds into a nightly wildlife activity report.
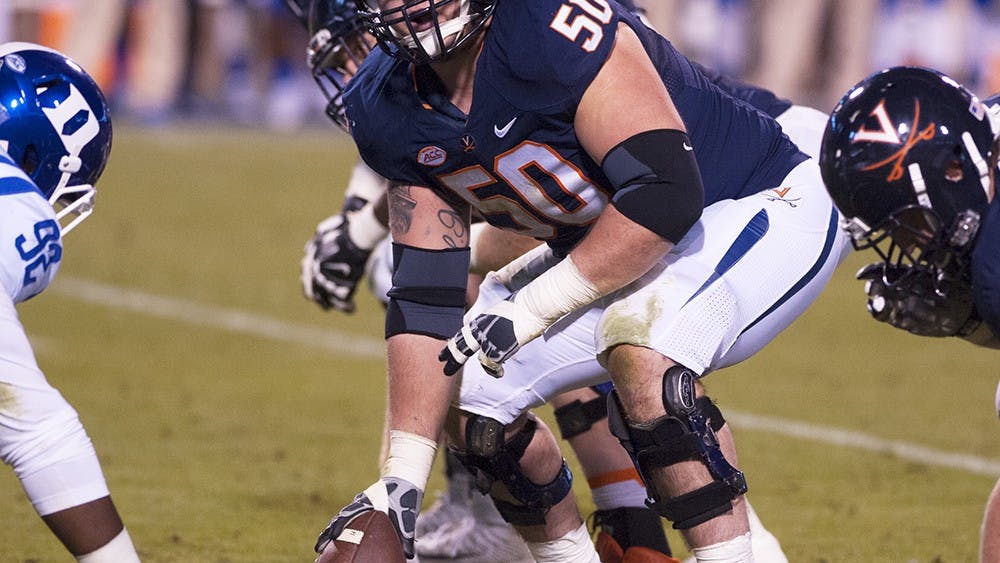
[20,144,38,176]
[944,159,964,183]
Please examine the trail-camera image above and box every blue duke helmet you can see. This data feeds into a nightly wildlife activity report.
[355,0,495,63]
[820,66,997,335]
[0,42,112,234]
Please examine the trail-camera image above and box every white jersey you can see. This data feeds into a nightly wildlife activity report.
[0,151,61,305]
[0,151,111,518]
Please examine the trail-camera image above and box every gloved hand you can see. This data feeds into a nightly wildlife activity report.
[857,262,979,337]
[314,477,423,559]
[301,209,383,313]
[439,294,549,377]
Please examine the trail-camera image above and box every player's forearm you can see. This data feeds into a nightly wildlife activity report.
[570,204,673,296]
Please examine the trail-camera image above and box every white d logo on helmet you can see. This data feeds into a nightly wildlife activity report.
[40,83,99,161]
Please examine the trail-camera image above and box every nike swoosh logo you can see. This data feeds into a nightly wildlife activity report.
[494,117,517,138]
[683,142,693,151]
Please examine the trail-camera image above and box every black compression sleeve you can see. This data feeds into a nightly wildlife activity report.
[602,129,704,243]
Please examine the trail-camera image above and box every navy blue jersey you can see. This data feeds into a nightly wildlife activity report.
[692,61,793,119]
[971,94,1000,337]
[346,0,806,254]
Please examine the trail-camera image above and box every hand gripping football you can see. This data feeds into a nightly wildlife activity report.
[315,510,407,563]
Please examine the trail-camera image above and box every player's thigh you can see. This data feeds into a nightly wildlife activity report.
[458,276,608,425]
[776,105,828,160]
[597,159,846,374]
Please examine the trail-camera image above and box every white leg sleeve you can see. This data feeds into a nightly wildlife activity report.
[19,450,111,516]
[525,522,601,563]
[77,528,141,563]
[0,382,111,515]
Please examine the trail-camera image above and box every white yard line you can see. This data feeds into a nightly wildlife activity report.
[53,277,385,359]
[52,276,1000,477]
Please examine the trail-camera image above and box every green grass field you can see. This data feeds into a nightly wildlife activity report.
[2,124,998,562]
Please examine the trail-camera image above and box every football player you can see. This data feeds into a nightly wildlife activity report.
[0,43,140,562]
[293,1,818,561]
[819,65,1000,563]
[310,0,851,562]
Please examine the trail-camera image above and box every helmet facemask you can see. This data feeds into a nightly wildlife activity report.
[309,24,376,130]
[357,0,495,64]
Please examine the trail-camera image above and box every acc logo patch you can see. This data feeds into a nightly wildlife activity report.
[417,146,447,167]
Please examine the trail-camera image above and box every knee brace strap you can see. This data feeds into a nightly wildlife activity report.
[606,365,747,530]
[457,414,574,526]
[554,395,609,440]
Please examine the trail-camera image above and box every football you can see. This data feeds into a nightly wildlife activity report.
[315,510,406,563]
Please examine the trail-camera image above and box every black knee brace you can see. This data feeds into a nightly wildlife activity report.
[453,413,573,526]
[606,365,747,530]
[554,387,610,440]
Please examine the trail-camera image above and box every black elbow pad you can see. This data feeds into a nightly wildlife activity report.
[602,129,704,243]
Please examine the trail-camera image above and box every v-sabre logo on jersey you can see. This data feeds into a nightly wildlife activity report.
[494,117,517,138]
[855,98,935,182]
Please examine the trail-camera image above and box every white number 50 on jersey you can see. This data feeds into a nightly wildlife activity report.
[549,0,613,52]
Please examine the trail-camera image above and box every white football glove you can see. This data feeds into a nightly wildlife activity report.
[440,250,601,377]
[314,477,423,560]
[301,200,388,313]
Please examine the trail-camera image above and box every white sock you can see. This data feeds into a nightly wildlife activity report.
[77,528,141,563]
[746,501,788,563]
[589,477,649,511]
[526,522,600,563]
[691,531,753,563]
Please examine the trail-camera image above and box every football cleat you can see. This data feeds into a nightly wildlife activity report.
[416,472,532,561]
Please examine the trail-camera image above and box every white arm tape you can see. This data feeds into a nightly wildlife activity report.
[346,160,392,203]
[381,430,437,491]
[512,255,602,338]
[347,203,389,250]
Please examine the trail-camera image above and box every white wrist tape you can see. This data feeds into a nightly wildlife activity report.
[346,160,391,203]
[347,203,389,250]
[382,430,437,490]
[511,255,602,339]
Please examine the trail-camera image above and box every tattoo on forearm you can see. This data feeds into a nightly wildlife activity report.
[438,209,466,248]
[389,186,417,235]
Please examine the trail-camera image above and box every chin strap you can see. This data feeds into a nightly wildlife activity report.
[49,155,94,235]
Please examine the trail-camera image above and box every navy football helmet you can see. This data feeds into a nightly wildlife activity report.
[287,0,374,129]
[0,42,112,234]
[355,0,495,64]
[820,66,997,308]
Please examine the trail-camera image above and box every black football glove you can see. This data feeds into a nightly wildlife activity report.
[314,477,423,559]
[857,262,980,337]
[301,212,375,314]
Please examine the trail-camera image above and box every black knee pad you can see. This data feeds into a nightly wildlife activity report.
[453,413,573,526]
[553,388,610,440]
[606,365,747,530]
